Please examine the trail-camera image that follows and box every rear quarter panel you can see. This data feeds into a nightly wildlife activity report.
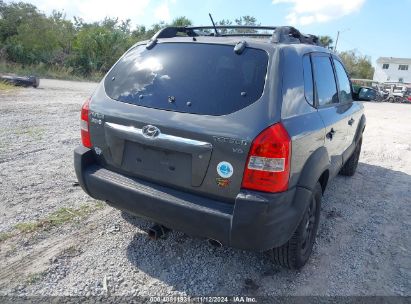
[280,46,326,188]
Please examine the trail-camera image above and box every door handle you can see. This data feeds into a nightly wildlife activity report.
[348,118,355,126]
[326,128,336,140]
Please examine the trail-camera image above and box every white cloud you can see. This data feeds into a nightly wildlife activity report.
[154,1,171,22]
[77,0,151,22]
[17,0,181,27]
[25,0,151,23]
[272,0,366,25]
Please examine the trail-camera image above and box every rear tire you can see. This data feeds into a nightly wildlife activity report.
[270,182,322,269]
[339,138,362,176]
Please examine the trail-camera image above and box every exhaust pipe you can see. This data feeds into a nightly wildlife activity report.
[147,224,170,240]
[207,239,222,248]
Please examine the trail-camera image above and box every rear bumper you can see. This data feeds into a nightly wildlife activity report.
[74,146,312,251]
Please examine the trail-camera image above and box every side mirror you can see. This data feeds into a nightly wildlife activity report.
[353,86,378,101]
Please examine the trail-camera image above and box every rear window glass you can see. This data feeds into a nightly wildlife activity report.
[302,55,314,106]
[104,43,268,115]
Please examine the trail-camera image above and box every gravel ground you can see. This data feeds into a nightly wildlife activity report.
[0,79,410,297]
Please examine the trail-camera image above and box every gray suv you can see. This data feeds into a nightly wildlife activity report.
[74,26,366,269]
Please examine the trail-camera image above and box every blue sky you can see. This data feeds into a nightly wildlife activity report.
[14,0,411,65]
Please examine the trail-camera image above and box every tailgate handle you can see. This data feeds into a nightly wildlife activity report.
[105,122,212,152]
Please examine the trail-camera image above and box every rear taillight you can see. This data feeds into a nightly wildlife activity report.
[80,97,92,148]
[408,96,411,101]
[241,123,291,193]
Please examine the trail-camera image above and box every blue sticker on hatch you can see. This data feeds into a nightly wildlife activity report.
[217,161,234,178]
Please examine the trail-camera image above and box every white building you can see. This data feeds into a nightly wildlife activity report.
[373,57,411,84]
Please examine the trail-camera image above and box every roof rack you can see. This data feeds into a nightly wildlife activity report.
[145,25,321,49]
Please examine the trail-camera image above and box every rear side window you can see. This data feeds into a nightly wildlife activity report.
[104,43,269,115]
[312,55,338,106]
[333,59,352,103]
[302,55,314,105]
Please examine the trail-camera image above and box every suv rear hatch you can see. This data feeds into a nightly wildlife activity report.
[89,41,271,202]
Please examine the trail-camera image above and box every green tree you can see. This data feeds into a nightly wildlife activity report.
[131,25,148,41]
[216,16,259,34]
[171,16,192,27]
[234,15,259,26]
[49,11,76,64]
[339,50,375,79]
[143,21,167,39]
[0,2,74,65]
[217,19,232,26]
[130,17,192,43]
[5,13,62,64]
[319,35,333,48]
[0,1,196,77]
[70,18,132,74]
[216,19,232,34]
[235,16,259,33]
[0,1,41,43]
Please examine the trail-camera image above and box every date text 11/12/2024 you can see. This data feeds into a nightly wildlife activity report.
[149,296,257,303]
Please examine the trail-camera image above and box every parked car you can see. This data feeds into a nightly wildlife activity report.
[0,74,39,88]
[352,80,385,101]
[74,25,367,269]
[404,88,411,103]
[386,84,407,102]
[380,89,390,101]
[358,86,381,101]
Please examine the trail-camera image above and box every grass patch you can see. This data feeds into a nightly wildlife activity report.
[0,61,103,82]
[0,232,13,242]
[0,81,17,92]
[26,272,46,284]
[26,127,44,138]
[0,203,105,243]
[59,245,82,258]
[14,222,39,233]
[0,141,10,154]
[13,204,103,235]
[94,201,105,210]
[14,126,44,139]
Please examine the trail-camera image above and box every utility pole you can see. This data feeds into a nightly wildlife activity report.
[334,31,340,52]
[334,28,349,52]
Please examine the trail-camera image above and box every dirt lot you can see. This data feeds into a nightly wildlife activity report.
[0,79,410,297]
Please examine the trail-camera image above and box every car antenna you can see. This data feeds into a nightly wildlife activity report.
[208,13,219,36]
